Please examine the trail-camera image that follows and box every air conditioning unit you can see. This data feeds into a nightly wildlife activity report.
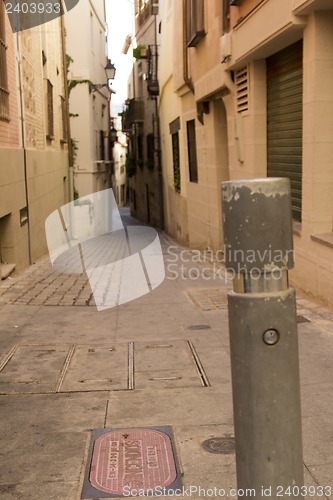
[220,33,232,61]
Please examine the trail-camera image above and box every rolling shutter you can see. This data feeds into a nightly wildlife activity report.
[267,40,303,222]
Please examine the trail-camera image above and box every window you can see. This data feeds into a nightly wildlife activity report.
[137,134,144,167]
[46,79,54,140]
[170,117,181,192]
[186,0,205,47]
[99,130,105,160]
[172,133,180,193]
[0,0,9,121]
[60,96,68,143]
[186,119,198,183]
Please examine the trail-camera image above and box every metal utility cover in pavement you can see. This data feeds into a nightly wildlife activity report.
[202,437,235,454]
[81,427,182,498]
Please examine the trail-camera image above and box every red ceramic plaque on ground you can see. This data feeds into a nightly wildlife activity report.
[89,427,178,495]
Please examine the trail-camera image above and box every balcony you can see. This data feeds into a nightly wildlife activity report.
[121,99,144,132]
[147,45,159,97]
[136,0,158,28]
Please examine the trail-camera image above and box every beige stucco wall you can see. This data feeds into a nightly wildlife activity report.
[158,0,189,242]
[157,0,333,306]
[26,149,69,261]
[289,10,333,305]
[0,149,29,269]
[65,0,111,198]
[0,17,69,272]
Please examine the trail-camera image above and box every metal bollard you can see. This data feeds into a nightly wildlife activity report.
[221,178,304,499]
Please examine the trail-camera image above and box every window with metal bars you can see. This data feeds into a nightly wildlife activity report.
[187,119,198,183]
[46,79,54,140]
[99,130,105,161]
[170,117,181,192]
[0,0,9,121]
[60,96,68,143]
[172,132,181,192]
[186,0,205,47]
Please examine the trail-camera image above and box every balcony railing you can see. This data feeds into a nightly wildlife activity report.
[136,0,158,27]
[121,99,144,132]
[147,45,159,97]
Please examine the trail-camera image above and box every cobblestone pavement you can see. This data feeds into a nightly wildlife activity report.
[1,236,333,328]
[0,256,94,307]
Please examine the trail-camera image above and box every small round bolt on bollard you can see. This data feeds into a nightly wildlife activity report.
[222,178,304,499]
[263,329,280,346]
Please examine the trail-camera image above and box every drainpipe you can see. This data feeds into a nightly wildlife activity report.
[182,0,194,93]
[60,12,74,203]
[153,13,164,230]
[16,33,32,265]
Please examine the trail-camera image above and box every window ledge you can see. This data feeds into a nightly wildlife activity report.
[187,30,206,48]
[311,233,333,249]
[293,220,302,236]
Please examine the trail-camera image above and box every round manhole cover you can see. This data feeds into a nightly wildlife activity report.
[187,324,211,330]
[202,437,235,454]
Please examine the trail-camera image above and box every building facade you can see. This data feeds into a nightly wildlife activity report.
[0,4,69,274]
[123,0,164,228]
[113,117,128,207]
[65,0,113,198]
[157,0,333,306]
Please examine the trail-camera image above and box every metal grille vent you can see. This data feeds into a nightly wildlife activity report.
[235,66,249,113]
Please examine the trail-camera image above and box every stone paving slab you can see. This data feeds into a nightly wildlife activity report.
[0,219,332,499]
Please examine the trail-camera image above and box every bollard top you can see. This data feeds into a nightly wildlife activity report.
[221,177,294,273]
[222,178,291,203]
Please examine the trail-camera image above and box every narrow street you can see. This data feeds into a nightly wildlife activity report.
[0,211,332,499]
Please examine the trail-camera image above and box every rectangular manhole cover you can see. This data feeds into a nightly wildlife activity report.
[82,427,182,498]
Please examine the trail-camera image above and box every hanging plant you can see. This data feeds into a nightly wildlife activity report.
[133,44,148,59]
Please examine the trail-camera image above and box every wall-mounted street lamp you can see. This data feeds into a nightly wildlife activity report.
[91,60,116,92]
[110,122,118,143]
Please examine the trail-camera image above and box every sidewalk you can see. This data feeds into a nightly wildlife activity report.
[0,210,332,500]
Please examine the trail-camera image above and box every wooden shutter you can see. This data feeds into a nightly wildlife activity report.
[267,40,303,222]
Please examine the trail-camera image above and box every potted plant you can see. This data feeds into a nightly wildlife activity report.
[133,44,148,59]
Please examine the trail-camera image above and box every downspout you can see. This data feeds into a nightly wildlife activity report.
[16,33,32,265]
[60,10,74,202]
[182,0,194,94]
[153,14,164,230]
